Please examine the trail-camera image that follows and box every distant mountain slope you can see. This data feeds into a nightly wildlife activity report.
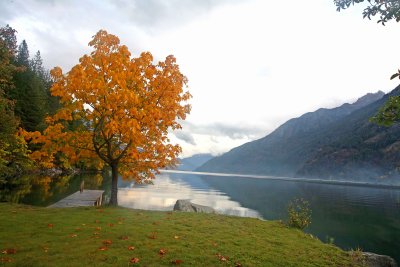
[196,88,400,183]
[176,153,214,171]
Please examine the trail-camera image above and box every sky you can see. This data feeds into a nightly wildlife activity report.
[1,0,400,157]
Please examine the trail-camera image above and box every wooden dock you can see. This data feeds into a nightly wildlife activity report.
[48,190,104,208]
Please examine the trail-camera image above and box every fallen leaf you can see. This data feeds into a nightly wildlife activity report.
[1,249,16,254]
[148,232,157,239]
[98,246,108,251]
[93,232,99,235]
[75,227,81,231]
[95,227,101,231]
[70,234,77,238]
[128,246,135,251]
[216,253,229,262]
[0,257,12,262]
[47,223,53,228]
[42,246,49,253]
[235,262,242,267]
[102,240,112,246]
[159,249,167,255]
[129,257,139,264]
[95,220,99,223]
[109,223,114,227]
[174,235,180,239]
[171,259,183,265]
[120,236,129,240]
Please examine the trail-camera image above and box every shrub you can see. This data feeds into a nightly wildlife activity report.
[287,198,311,230]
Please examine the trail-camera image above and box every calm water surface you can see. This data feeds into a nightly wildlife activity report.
[1,171,399,261]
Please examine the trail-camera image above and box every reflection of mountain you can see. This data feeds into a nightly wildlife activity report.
[197,88,400,184]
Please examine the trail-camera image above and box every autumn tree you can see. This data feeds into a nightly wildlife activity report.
[26,30,191,205]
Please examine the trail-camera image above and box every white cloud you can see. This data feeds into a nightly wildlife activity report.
[2,0,400,157]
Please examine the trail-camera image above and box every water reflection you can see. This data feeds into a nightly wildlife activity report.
[1,171,399,262]
[0,173,104,206]
[118,173,261,218]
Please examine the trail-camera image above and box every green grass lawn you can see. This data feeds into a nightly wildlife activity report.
[0,203,360,266]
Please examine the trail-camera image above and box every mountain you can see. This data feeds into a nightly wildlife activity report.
[197,88,400,183]
[176,153,214,171]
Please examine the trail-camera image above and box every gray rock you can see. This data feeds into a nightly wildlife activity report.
[173,199,215,214]
[362,252,397,267]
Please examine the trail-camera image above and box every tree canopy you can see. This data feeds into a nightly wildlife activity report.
[25,30,191,205]
[334,0,400,25]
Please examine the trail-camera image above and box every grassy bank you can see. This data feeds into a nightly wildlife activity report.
[0,203,360,266]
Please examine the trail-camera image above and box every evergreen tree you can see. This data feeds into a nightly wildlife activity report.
[12,41,47,131]
[0,25,31,179]
[16,40,29,67]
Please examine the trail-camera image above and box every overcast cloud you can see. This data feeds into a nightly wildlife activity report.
[2,0,400,157]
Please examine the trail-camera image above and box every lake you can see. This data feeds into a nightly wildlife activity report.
[1,171,399,262]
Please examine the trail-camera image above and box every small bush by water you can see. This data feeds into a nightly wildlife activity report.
[287,198,312,230]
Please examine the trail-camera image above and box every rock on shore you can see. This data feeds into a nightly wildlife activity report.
[173,199,215,214]
[362,252,397,267]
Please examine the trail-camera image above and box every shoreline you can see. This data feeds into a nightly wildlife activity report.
[161,170,400,190]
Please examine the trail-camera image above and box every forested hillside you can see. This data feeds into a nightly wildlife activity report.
[0,25,60,179]
[197,88,400,184]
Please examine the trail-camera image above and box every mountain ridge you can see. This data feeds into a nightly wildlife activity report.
[197,88,400,184]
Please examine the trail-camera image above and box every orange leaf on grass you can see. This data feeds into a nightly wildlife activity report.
[235,262,242,267]
[47,223,53,228]
[109,223,114,227]
[171,259,183,265]
[70,234,77,238]
[159,249,167,255]
[148,232,157,239]
[0,257,12,262]
[128,246,135,251]
[119,236,129,240]
[98,246,108,251]
[1,249,16,254]
[102,240,112,246]
[216,253,229,262]
[129,257,139,264]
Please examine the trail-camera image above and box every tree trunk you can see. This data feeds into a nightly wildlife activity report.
[109,163,118,206]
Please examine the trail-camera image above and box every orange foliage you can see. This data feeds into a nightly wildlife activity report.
[22,30,191,187]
